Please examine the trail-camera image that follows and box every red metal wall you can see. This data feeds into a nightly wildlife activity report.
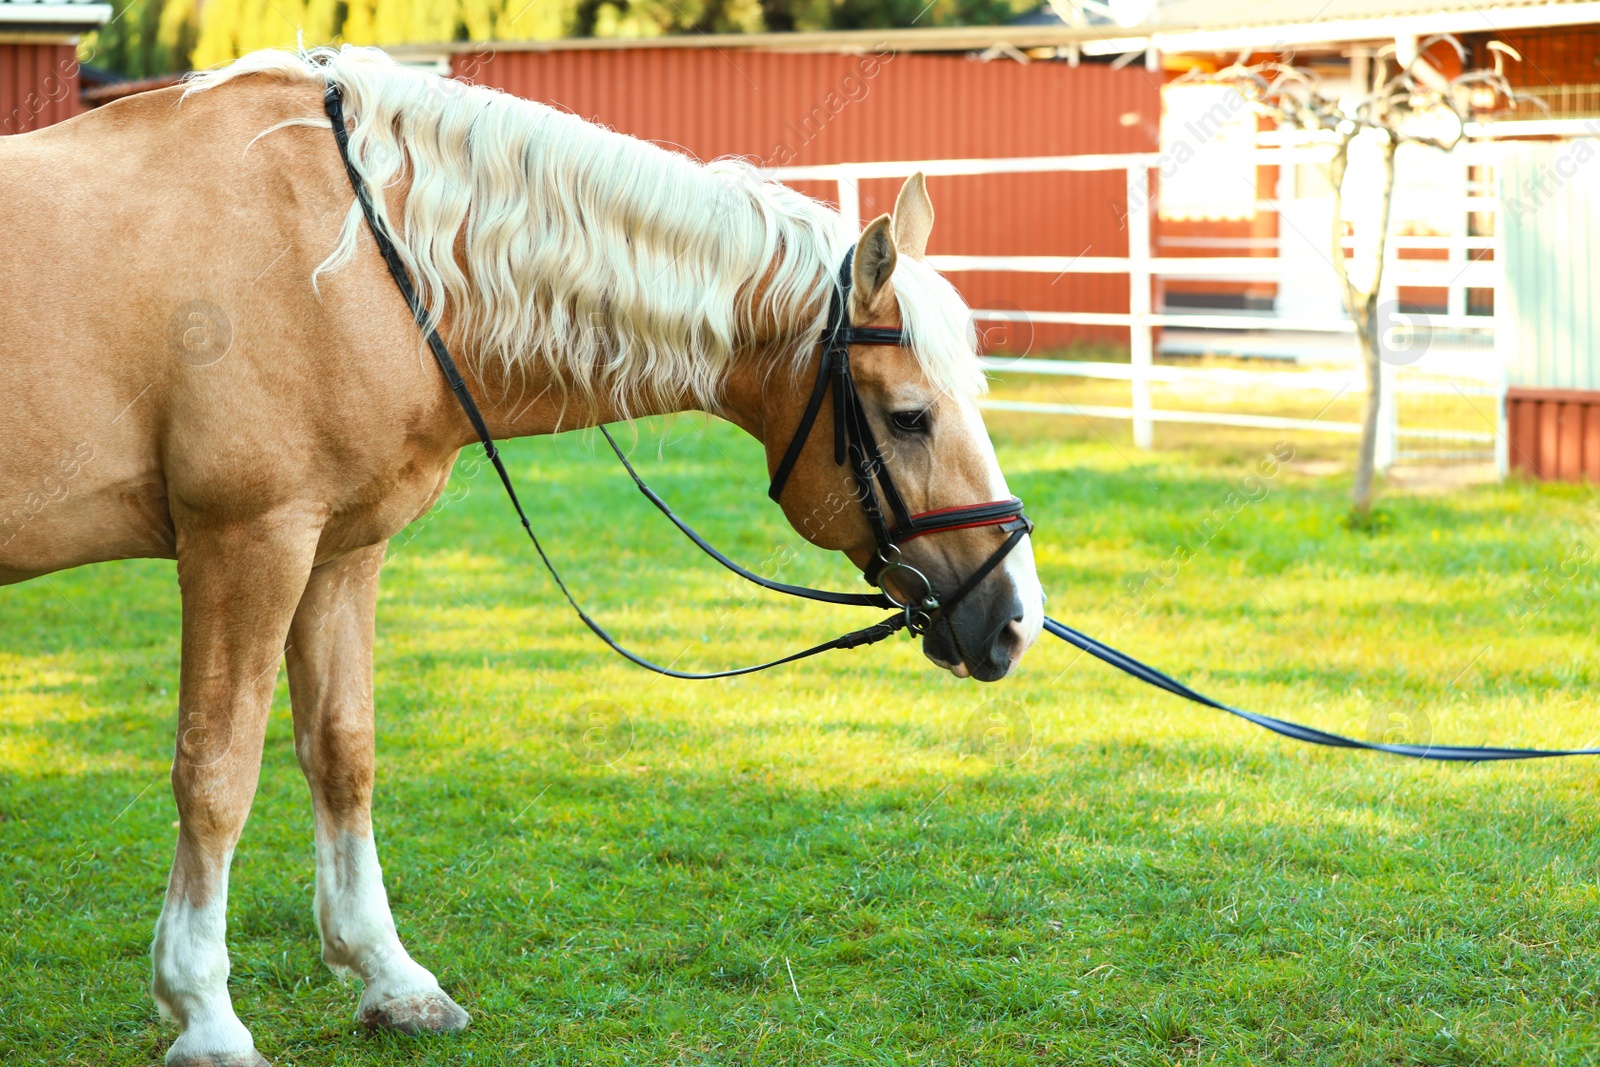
[1473,27,1600,88]
[1,43,84,135]
[457,48,1160,349]
[1507,387,1600,483]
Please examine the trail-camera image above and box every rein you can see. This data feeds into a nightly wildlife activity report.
[325,86,1600,760]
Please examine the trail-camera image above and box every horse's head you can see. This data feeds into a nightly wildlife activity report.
[755,174,1044,681]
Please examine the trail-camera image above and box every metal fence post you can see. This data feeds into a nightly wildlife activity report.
[1126,163,1154,449]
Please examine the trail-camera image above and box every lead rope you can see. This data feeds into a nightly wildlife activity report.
[327,86,1598,758]
[1043,618,1600,762]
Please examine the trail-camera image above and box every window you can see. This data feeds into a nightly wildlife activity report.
[1157,83,1258,222]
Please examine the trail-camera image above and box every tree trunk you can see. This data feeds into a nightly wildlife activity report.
[1329,135,1398,520]
[1350,296,1383,517]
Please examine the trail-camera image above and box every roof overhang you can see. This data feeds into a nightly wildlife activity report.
[1082,1,1600,55]
[386,22,1191,59]
[0,2,111,35]
[374,3,1600,63]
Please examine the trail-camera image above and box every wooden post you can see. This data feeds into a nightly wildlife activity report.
[1126,163,1154,449]
[1448,157,1468,320]
[1491,148,1512,479]
[1376,349,1398,469]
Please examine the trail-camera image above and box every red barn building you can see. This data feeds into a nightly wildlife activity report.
[0,0,105,135]
[393,31,1162,352]
[10,4,1599,479]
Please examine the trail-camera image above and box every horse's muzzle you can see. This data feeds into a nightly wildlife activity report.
[924,586,1029,682]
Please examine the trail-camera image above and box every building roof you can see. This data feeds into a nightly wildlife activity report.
[390,0,1600,61]
[0,0,111,35]
[1050,0,1595,28]
[1070,0,1600,53]
[390,23,1141,60]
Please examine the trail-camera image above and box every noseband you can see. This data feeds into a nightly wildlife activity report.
[767,249,1032,634]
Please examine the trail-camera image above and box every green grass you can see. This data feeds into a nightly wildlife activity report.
[2,412,1598,1066]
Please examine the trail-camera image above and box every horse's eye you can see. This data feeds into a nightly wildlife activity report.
[891,409,931,434]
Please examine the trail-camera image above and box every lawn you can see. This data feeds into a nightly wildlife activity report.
[2,401,1598,1066]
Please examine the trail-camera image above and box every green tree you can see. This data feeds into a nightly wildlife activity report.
[83,0,1044,77]
[84,0,195,79]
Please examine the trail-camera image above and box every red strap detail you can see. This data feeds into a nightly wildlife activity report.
[893,498,1025,543]
[894,515,1019,543]
[906,499,1019,522]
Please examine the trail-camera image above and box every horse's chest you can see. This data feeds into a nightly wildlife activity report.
[316,452,459,563]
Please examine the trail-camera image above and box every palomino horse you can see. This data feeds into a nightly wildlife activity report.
[0,46,1042,1064]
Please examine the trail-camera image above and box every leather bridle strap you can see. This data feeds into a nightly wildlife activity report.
[326,85,908,678]
[324,86,496,453]
[1042,616,1600,762]
[597,425,894,610]
[888,499,1031,543]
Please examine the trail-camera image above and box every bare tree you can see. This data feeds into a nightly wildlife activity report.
[1196,37,1534,518]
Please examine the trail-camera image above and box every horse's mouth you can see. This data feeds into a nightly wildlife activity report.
[924,642,1011,682]
[926,651,973,679]
[922,598,1030,682]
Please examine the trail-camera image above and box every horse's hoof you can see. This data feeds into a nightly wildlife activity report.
[358,990,470,1035]
[166,1053,271,1067]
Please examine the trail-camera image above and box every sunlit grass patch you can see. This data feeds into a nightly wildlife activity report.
[1,415,1597,1065]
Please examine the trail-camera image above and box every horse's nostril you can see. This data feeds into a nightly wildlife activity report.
[996,598,1027,662]
[998,619,1026,665]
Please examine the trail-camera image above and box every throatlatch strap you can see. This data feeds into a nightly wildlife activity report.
[767,343,836,504]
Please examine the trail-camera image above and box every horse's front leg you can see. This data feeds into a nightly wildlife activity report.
[153,518,320,1067]
[284,542,469,1034]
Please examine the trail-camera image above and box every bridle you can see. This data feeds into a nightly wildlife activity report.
[765,249,1032,635]
[324,84,1600,761]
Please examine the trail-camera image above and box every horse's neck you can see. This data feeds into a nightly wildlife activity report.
[460,360,691,439]
[461,333,774,443]
[463,252,820,445]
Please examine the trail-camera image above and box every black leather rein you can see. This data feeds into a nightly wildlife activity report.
[326,85,1600,760]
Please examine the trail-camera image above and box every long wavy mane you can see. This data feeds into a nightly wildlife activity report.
[185,46,984,418]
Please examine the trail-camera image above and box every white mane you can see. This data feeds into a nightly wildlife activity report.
[185,46,984,418]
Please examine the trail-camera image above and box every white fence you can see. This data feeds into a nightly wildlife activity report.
[767,142,1509,471]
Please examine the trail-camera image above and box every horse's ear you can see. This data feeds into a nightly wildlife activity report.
[892,172,933,260]
[852,214,897,317]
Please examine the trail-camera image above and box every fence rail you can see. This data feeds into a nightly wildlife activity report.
[767,138,1511,470]
[1540,82,1600,117]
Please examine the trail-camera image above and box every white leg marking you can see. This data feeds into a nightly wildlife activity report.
[151,849,261,1065]
[315,829,443,1013]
